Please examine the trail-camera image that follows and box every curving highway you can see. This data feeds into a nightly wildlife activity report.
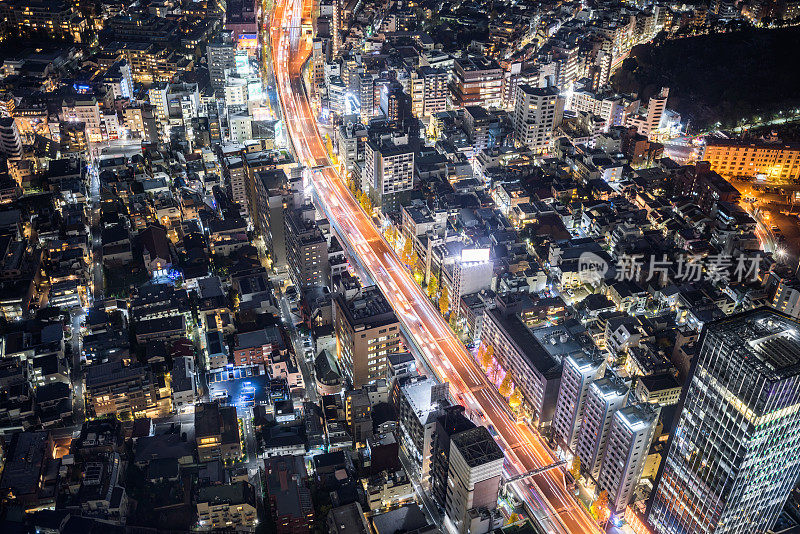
[267,0,601,532]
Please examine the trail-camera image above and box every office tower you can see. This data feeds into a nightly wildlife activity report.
[207,33,236,90]
[393,375,450,483]
[334,285,401,388]
[445,426,504,534]
[648,309,800,534]
[598,403,659,513]
[553,352,605,452]
[411,66,448,118]
[575,376,628,479]
[0,117,22,158]
[363,132,414,211]
[285,210,329,289]
[513,84,564,153]
[431,405,477,508]
[450,56,503,109]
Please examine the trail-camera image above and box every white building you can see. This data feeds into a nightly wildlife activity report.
[228,113,253,144]
[447,249,493,312]
[552,352,605,453]
[171,356,198,414]
[513,85,564,153]
[411,66,448,118]
[598,403,659,513]
[224,77,249,111]
[363,132,414,208]
[625,87,669,139]
[445,426,504,534]
[575,376,628,479]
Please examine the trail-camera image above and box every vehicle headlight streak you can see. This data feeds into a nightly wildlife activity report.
[268,1,601,531]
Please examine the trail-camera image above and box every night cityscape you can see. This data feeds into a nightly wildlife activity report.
[0,0,799,532]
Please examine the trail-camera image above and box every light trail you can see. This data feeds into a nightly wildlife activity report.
[267,0,602,531]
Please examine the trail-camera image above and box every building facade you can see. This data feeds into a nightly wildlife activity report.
[648,309,800,534]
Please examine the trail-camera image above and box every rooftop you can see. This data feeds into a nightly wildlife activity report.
[451,426,504,467]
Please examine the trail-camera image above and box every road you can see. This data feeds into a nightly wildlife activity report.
[268,0,601,532]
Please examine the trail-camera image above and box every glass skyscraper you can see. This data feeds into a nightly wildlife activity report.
[648,309,800,534]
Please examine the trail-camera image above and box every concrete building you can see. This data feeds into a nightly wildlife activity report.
[513,85,564,153]
[285,210,329,289]
[430,405,476,509]
[411,66,448,118]
[552,352,605,452]
[264,455,314,534]
[393,375,450,485]
[703,139,800,182]
[450,56,503,109]
[445,250,493,314]
[363,132,415,211]
[649,309,800,534]
[625,87,668,139]
[575,376,628,479]
[480,307,563,427]
[207,36,236,90]
[598,403,659,513]
[196,481,257,530]
[85,362,171,419]
[337,119,367,175]
[334,285,401,387]
[195,401,242,462]
[444,426,504,534]
[171,356,197,414]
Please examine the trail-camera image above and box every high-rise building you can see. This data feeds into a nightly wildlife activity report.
[648,309,800,534]
[625,87,668,139]
[553,352,605,452]
[411,66,449,118]
[392,375,450,484]
[207,33,236,90]
[450,56,503,109]
[0,117,22,158]
[334,285,401,387]
[598,403,659,513]
[285,210,329,289]
[575,375,628,479]
[363,132,414,211]
[444,426,505,534]
[431,405,476,509]
[513,84,564,153]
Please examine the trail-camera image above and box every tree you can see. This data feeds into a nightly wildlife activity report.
[570,457,581,481]
[498,373,513,397]
[507,513,520,525]
[480,343,494,371]
[591,490,609,521]
[402,238,413,265]
[509,387,522,408]
[438,285,449,316]
[427,272,438,299]
[385,226,397,249]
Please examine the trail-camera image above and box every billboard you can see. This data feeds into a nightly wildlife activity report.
[461,248,490,263]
